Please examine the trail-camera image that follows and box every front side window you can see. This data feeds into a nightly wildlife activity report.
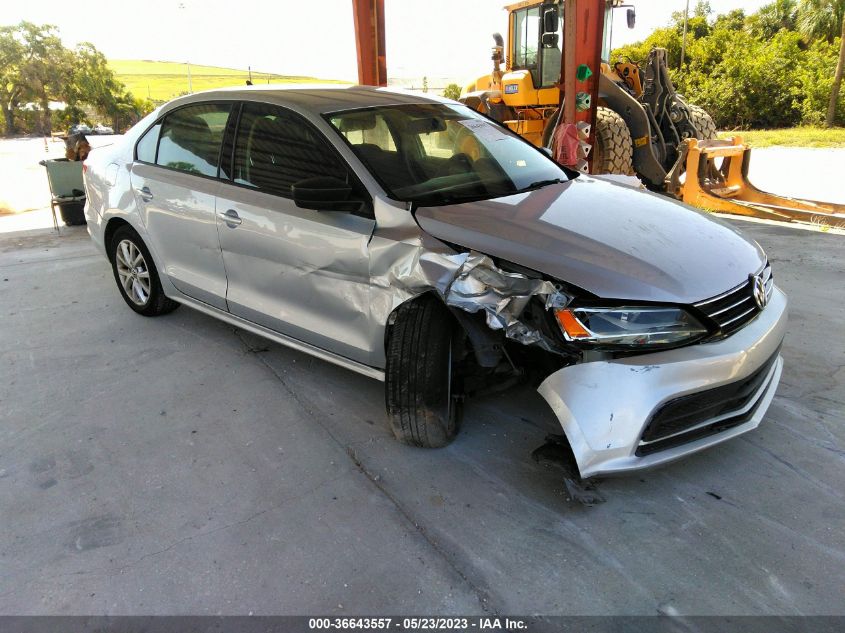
[513,6,541,85]
[328,103,567,206]
[231,102,348,197]
[156,103,231,177]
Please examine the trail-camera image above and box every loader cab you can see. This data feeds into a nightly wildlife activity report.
[506,0,624,91]
[508,2,562,89]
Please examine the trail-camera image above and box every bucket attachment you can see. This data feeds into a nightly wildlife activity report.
[666,137,845,229]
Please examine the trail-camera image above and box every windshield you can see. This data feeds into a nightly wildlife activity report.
[327,103,567,206]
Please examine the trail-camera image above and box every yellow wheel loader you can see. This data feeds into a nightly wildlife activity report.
[460,0,845,227]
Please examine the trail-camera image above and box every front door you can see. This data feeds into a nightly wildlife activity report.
[130,102,232,310]
[215,102,376,364]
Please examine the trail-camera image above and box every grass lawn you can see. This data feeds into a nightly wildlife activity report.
[718,126,845,148]
[109,60,349,102]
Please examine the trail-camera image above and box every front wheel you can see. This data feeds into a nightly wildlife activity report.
[109,225,180,317]
[688,104,718,140]
[591,107,635,175]
[385,295,462,448]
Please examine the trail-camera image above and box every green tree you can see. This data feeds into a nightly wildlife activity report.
[0,22,67,135]
[0,24,25,135]
[798,0,845,126]
[442,83,461,100]
[748,0,798,39]
[0,23,147,136]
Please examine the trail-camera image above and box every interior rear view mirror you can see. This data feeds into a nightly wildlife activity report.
[339,114,376,132]
[407,118,447,135]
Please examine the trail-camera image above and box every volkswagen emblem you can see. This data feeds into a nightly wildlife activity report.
[750,273,768,309]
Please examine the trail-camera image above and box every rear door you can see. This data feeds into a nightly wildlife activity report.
[130,102,232,310]
[215,101,377,364]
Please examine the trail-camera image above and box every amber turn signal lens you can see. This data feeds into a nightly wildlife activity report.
[555,309,591,339]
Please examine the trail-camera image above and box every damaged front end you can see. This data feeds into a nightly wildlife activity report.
[367,198,788,480]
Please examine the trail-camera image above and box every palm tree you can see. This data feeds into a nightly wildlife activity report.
[798,0,845,127]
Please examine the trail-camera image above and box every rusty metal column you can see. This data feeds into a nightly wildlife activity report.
[562,0,604,169]
[352,0,387,86]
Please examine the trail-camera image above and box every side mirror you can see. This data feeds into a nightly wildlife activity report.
[543,7,559,34]
[292,176,364,213]
[627,7,636,29]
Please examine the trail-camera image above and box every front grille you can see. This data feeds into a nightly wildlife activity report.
[636,347,780,456]
[693,262,774,338]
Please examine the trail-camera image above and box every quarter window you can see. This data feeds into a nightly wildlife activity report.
[136,122,161,163]
[231,102,348,197]
[156,103,231,177]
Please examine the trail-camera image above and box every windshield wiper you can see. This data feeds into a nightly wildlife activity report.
[518,178,566,193]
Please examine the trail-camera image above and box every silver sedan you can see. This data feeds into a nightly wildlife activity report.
[83,86,787,480]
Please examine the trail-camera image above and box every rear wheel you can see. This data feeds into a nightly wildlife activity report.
[592,107,634,175]
[688,104,717,139]
[109,225,180,317]
[385,295,462,448]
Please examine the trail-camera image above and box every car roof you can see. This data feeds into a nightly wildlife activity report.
[164,84,453,115]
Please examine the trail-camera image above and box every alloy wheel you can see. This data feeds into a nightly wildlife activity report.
[115,239,151,306]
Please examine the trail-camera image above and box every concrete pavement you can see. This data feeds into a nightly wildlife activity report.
[0,221,843,615]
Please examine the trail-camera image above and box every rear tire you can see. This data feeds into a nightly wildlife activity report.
[688,104,717,139]
[592,107,634,175]
[385,295,461,448]
[109,225,180,317]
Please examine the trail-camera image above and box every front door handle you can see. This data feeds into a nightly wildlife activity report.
[218,209,242,227]
[135,186,153,201]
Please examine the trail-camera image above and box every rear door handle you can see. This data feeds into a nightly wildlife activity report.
[218,209,242,227]
[135,186,153,201]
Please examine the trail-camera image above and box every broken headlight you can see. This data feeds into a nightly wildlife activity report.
[554,306,708,349]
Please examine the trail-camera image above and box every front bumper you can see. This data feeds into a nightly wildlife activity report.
[537,286,788,478]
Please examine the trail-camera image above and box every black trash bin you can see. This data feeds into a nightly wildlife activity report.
[57,200,86,226]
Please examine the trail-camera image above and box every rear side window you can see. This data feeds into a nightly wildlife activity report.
[231,102,348,197]
[156,103,231,177]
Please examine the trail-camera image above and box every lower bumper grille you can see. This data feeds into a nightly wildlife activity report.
[636,348,780,456]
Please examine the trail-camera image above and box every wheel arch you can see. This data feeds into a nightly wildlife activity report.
[383,292,503,370]
[103,216,166,282]
[103,217,134,261]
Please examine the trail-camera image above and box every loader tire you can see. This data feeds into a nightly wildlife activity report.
[385,295,462,448]
[688,104,717,139]
[592,107,634,175]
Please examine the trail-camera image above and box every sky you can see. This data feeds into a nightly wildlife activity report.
[5,0,774,84]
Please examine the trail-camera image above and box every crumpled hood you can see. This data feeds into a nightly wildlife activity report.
[415,176,766,304]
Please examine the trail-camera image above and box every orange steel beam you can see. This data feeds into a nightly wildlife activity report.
[562,0,604,169]
[352,0,387,86]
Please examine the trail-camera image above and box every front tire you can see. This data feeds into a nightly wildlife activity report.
[688,104,718,139]
[109,225,179,317]
[385,295,461,448]
[592,107,635,175]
